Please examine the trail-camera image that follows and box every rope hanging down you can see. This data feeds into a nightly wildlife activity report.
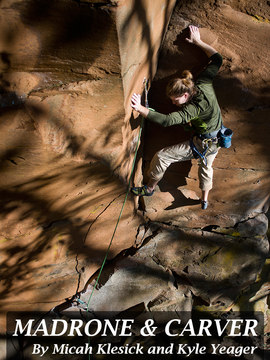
[86,78,149,312]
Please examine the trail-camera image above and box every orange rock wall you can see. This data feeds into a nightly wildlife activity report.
[116,0,176,182]
[0,0,176,332]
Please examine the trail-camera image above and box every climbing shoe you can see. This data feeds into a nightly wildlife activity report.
[201,200,208,210]
[131,185,154,197]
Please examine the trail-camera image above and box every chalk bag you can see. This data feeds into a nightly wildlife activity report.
[219,127,233,148]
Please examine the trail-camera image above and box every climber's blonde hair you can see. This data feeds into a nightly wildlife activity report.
[166,70,196,98]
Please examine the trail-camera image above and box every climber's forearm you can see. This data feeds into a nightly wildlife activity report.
[186,25,217,58]
[136,105,149,118]
[194,39,217,58]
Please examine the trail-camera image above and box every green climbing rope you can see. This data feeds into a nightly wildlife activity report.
[86,79,149,311]
[86,117,144,312]
[85,80,148,360]
[85,116,143,358]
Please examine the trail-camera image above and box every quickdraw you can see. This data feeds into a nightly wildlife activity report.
[190,137,218,166]
[143,77,150,109]
[190,137,208,166]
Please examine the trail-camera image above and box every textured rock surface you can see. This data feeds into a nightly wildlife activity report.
[0,0,176,329]
[81,214,268,313]
[0,1,269,357]
[80,255,179,312]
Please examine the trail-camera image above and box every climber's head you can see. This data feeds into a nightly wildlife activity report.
[166,70,196,106]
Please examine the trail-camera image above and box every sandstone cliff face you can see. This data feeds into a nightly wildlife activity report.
[0,0,269,355]
[0,0,176,329]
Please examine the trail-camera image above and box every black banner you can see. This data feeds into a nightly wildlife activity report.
[6,311,265,359]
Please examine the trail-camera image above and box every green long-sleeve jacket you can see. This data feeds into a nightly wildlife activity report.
[146,53,223,135]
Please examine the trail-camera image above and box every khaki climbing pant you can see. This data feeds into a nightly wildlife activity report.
[148,137,219,192]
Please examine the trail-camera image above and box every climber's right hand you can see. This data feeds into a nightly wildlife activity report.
[131,93,142,112]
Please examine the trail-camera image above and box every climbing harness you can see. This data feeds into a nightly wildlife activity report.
[190,136,217,166]
[190,123,233,165]
[190,137,207,166]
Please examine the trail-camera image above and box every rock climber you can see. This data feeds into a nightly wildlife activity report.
[130,25,223,210]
